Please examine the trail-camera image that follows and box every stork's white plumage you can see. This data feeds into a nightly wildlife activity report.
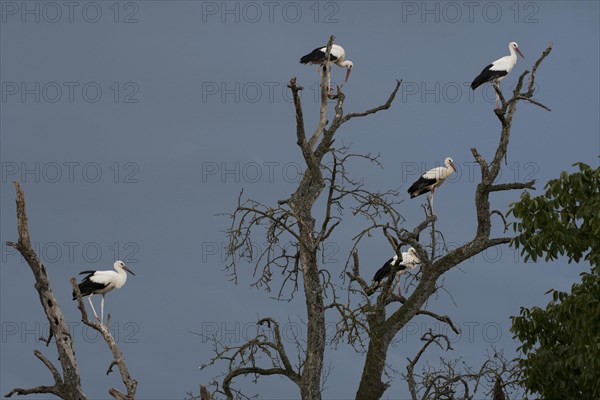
[407,157,457,214]
[373,247,421,294]
[300,44,353,96]
[72,260,135,324]
[471,42,525,108]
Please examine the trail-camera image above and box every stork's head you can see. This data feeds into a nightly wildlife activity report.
[509,42,525,59]
[114,260,136,276]
[444,157,457,172]
[343,60,353,82]
[406,247,420,262]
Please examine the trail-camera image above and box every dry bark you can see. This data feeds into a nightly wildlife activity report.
[205,40,552,400]
[353,43,552,400]
[5,182,86,400]
[208,36,401,400]
[6,181,137,399]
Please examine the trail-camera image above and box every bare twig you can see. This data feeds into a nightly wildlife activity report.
[406,331,452,400]
[198,316,301,399]
[491,210,510,233]
[415,310,461,335]
[406,347,523,400]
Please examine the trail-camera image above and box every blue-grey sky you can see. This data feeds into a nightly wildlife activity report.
[1,1,599,399]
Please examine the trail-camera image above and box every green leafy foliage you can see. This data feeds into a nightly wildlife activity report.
[509,161,600,399]
[511,271,600,399]
[509,162,600,266]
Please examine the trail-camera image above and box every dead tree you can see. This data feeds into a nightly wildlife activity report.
[5,181,87,399]
[5,181,137,399]
[204,36,552,399]
[202,36,401,400]
[72,280,138,398]
[346,44,552,399]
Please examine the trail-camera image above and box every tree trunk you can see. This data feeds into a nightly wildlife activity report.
[355,316,389,400]
[299,249,325,399]
[356,276,438,399]
[293,169,326,400]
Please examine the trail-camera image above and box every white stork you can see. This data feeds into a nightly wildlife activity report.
[373,247,420,295]
[407,157,457,214]
[471,42,525,108]
[72,260,135,324]
[300,44,353,96]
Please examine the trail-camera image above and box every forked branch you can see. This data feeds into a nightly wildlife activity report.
[5,181,86,400]
[71,279,137,399]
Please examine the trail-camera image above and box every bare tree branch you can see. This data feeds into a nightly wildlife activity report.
[308,35,336,151]
[5,181,86,400]
[491,210,510,233]
[5,349,64,398]
[415,310,461,335]
[199,385,212,400]
[514,96,551,111]
[406,331,452,400]
[489,181,536,192]
[314,80,402,160]
[405,346,522,400]
[198,317,301,400]
[71,278,137,399]
[339,80,402,124]
[5,385,61,398]
[527,43,553,94]
[33,349,63,386]
[108,388,133,400]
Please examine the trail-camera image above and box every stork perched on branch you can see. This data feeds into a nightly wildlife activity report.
[300,44,353,96]
[471,42,525,108]
[373,247,421,295]
[407,157,457,215]
[73,260,135,324]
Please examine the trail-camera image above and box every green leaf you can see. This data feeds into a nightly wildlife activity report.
[510,161,600,399]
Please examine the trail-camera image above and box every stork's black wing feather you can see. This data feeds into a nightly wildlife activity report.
[408,177,437,198]
[373,257,395,283]
[72,271,108,299]
[471,64,507,90]
[300,46,339,64]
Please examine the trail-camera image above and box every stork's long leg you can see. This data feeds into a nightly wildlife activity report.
[428,189,435,216]
[327,64,332,96]
[494,82,501,109]
[87,295,99,321]
[389,273,400,296]
[100,295,105,325]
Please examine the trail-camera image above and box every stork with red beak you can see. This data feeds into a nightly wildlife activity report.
[471,42,525,108]
[300,44,353,96]
[72,260,135,324]
[408,157,457,215]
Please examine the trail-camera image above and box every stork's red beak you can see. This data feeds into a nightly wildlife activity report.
[516,47,525,59]
[345,68,351,83]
